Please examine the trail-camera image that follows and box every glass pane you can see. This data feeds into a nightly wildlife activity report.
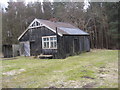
[36,21,39,26]
[54,42,57,48]
[44,42,46,48]
[46,42,49,48]
[43,38,46,41]
[32,22,35,26]
[43,37,49,41]
[50,37,54,40]
[46,38,49,41]
[50,42,54,48]
[54,37,57,40]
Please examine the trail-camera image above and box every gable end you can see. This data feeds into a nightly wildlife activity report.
[18,19,62,40]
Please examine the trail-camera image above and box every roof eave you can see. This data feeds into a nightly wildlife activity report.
[63,34,89,36]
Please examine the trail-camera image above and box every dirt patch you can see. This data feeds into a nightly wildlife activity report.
[48,80,82,88]
[81,70,87,72]
[81,76,95,79]
[2,69,25,76]
[2,57,18,60]
[98,67,110,74]
[100,66,105,68]
[82,82,96,88]
[53,70,63,73]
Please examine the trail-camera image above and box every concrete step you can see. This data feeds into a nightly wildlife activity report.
[38,54,53,59]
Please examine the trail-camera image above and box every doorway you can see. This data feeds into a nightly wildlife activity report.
[73,38,79,53]
[20,41,30,56]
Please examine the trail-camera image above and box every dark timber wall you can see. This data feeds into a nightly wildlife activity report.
[2,45,13,58]
[56,35,90,59]
[19,26,90,59]
[19,26,57,56]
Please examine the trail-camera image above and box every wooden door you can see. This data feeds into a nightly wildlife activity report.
[73,39,79,53]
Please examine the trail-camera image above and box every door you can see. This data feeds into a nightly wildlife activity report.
[24,42,30,56]
[73,39,79,53]
[20,41,30,56]
[30,42,36,56]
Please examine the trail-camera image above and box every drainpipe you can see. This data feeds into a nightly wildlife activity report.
[55,27,58,57]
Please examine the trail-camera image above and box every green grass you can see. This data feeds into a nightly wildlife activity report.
[2,49,118,88]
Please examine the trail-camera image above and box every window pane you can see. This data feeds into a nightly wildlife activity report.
[46,38,49,41]
[36,21,39,26]
[50,42,54,48]
[50,37,54,40]
[32,22,35,26]
[44,42,46,48]
[54,37,57,40]
[43,38,49,41]
[54,41,57,48]
[43,42,49,48]
[43,38,46,41]
[46,42,49,48]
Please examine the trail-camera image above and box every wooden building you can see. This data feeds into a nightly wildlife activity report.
[2,44,20,58]
[18,18,90,59]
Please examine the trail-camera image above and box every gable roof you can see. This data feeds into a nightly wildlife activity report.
[18,18,89,40]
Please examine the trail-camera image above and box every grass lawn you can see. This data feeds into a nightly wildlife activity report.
[1,49,118,88]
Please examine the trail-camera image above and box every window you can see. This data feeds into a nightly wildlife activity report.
[31,21,40,27]
[42,36,57,49]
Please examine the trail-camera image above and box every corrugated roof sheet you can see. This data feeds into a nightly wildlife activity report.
[58,27,89,35]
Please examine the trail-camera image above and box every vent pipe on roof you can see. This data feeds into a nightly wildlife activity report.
[56,27,58,34]
[56,27,58,41]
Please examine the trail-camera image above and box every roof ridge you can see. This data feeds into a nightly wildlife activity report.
[36,18,73,25]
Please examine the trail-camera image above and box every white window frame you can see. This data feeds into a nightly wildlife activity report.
[42,35,57,49]
[30,21,42,28]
